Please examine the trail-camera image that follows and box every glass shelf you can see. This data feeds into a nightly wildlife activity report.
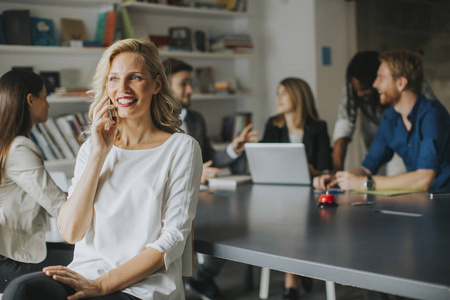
[119,2,249,19]
[0,45,255,59]
[1,0,120,7]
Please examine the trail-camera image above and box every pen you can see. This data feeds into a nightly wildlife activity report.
[314,189,345,194]
[428,193,450,199]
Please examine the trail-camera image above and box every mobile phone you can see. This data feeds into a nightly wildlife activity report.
[105,99,114,130]
[108,98,114,120]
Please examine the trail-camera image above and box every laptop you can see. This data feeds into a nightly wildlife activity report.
[245,143,311,185]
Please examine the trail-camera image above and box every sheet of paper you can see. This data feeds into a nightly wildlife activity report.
[351,189,425,196]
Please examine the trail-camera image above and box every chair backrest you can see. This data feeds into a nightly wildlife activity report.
[181,228,194,277]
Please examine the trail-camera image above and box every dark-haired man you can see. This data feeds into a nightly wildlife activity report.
[164,57,257,184]
[320,50,450,191]
[164,58,258,300]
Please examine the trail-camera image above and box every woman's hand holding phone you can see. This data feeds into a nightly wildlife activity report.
[105,98,115,131]
[90,97,116,156]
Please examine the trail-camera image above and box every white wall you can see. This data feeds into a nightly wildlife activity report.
[257,0,360,169]
[315,0,360,169]
[258,0,317,127]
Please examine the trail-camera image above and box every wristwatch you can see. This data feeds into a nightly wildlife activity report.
[364,175,375,190]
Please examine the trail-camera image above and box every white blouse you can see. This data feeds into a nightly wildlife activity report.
[67,133,202,300]
[0,136,66,263]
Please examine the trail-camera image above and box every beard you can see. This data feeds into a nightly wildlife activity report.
[379,88,401,106]
[179,95,191,108]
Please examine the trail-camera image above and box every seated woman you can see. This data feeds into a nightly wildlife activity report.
[3,38,202,300]
[0,70,71,293]
[261,77,332,300]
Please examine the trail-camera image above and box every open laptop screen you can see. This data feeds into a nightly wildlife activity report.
[244,143,311,185]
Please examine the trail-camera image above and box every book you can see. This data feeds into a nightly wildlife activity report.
[31,126,56,161]
[208,175,252,190]
[40,71,60,95]
[221,112,251,142]
[169,27,192,51]
[95,12,107,46]
[103,10,117,47]
[195,67,214,93]
[60,69,80,89]
[149,34,170,48]
[60,18,86,42]
[46,118,75,158]
[0,15,6,45]
[55,116,81,155]
[194,30,208,52]
[114,8,123,41]
[30,17,58,46]
[37,123,64,159]
[3,10,33,45]
[120,7,134,39]
[64,114,85,144]
[12,66,33,72]
[211,33,253,53]
[217,0,237,11]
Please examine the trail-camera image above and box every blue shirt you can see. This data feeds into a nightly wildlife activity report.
[362,96,450,189]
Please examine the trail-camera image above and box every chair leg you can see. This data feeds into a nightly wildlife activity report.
[325,281,336,300]
[197,253,205,264]
[244,265,254,291]
[259,267,270,299]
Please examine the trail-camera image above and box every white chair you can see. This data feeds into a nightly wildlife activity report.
[182,229,194,277]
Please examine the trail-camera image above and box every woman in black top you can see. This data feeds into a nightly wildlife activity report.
[262,77,332,178]
[261,77,332,300]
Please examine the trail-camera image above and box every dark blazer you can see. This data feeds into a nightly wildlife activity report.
[261,116,332,171]
[184,109,233,167]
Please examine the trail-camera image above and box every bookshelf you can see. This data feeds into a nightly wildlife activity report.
[122,0,257,139]
[0,0,259,177]
[1,0,120,7]
[0,45,255,59]
[0,0,115,178]
[0,45,107,55]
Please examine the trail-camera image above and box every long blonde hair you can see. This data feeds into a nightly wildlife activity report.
[273,77,320,129]
[89,38,183,139]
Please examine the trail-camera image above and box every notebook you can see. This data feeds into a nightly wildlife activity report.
[245,143,311,185]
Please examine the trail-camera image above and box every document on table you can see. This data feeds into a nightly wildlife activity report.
[351,189,426,196]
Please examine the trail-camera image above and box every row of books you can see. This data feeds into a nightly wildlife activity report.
[124,0,247,12]
[210,33,254,54]
[30,112,90,161]
[195,67,236,94]
[151,28,253,55]
[0,10,87,47]
[195,0,247,12]
[221,112,251,142]
[0,8,133,48]
[95,8,135,48]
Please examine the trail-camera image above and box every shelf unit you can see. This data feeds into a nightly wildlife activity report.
[0,0,258,177]
[122,1,256,138]
[0,45,255,59]
[4,0,120,7]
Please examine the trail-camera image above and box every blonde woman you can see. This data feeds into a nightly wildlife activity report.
[4,39,202,300]
[261,77,332,300]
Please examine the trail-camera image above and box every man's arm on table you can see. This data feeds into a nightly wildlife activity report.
[335,166,436,190]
